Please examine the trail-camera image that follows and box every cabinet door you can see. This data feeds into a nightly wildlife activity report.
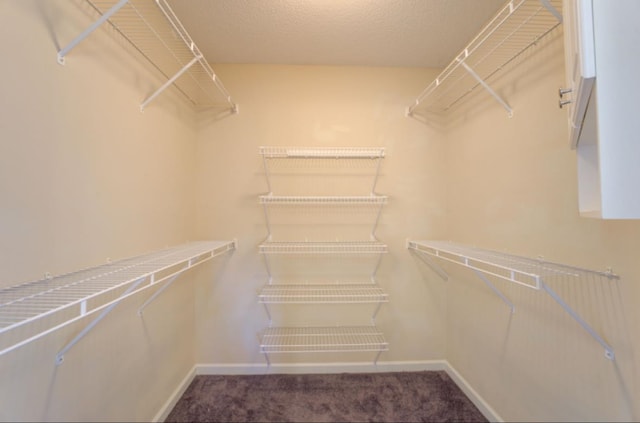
[562,0,595,149]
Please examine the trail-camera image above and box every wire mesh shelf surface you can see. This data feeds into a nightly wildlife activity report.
[70,0,236,110]
[0,240,235,357]
[259,241,388,255]
[407,0,562,116]
[407,240,618,289]
[259,146,386,159]
[259,284,388,304]
[260,326,388,354]
[259,195,388,206]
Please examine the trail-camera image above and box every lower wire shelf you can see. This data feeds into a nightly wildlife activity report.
[0,240,236,363]
[260,325,388,365]
[259,284,388,304]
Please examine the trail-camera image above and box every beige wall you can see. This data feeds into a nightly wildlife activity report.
[2,2,638,422]
[0,1,199,421]
[193,64,449,365]
[444,31,639,421]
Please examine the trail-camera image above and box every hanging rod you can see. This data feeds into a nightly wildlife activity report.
[58,0,237,112]
[406,0,562,117]
[407,240,618,360]
[0,240,236,363]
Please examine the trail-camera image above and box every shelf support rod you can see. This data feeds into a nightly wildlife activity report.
[57,0,130,65]
[458,60,513,117]
[371,157,383,195]
[539,0,563,23]
[137,273,181,316]
[540,281,615,360]
[55,275,147,365]
[472,269,515,314]
[261,154,273,194]
[140,54,202,111]
[407,242,449,281]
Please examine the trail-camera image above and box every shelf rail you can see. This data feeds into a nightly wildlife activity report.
[58,0,237,112]
[407,240,619,360]
[406,0,562,118]
[0,240,236,364]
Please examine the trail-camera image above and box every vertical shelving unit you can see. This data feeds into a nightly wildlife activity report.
[258,147,389,366]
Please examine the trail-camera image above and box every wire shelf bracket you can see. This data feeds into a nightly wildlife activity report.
[407,240,618,360]
[57,0,238,113]
[406,0,562,118]
[0,240,236,364]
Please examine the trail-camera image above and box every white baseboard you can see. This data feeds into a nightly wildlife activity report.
[153,365,197,423]
[155,360,501,422]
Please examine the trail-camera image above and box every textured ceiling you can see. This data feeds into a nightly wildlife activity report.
[165,0,507,68]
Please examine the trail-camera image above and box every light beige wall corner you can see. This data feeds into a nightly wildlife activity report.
[193,64,450,366]
[0,1,199,421]
[443,30,639,421]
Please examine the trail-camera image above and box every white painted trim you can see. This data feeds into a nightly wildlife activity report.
[155,360,501,423]
[196,360,447,375]
[443,360,503,423]
[152,365,197,423]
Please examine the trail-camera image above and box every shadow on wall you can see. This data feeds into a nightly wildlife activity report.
[409,247,636,421]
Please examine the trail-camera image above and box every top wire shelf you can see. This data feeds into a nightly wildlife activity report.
[0,240,236,360]
[407,0,562,117]
[59,0,237,112]
[259,147,386,159]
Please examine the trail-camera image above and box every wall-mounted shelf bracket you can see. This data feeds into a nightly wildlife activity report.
[57,0,130,65]
[406,240,618,360]
[459,59,513,117]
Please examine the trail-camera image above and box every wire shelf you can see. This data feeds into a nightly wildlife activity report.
[259,284,388,304]
[407,240,618,290]
[407,239,619,360]
[259,241,388,255]
[60,0,236,111]
[260,326,388,354]
[259,147,386,159]
[0,240,236,359]
[259,195,388,206]
[407,0,562,116]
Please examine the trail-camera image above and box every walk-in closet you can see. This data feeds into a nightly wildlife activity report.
[1,0,639,421]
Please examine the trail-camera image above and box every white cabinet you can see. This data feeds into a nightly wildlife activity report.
[562,0,640,219]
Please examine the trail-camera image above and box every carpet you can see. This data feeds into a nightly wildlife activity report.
[165,370,488,422]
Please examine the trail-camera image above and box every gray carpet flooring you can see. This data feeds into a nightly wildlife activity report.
[165,370,488,422]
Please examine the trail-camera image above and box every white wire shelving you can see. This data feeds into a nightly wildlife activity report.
[260,146,386,196]
[259,241,388,255]
[257,146,389,366]
[58,0,237,112]
[259,147,386,160]
[0,240,236,364]
[407,240,619,360]
[259,326,388,366]
[259,284,388,304]
[406,0,562,118]
[259,195,388,206]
